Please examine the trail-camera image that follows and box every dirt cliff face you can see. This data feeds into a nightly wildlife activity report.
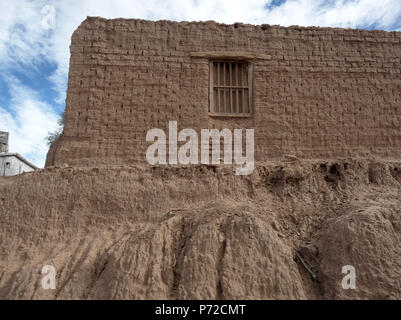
[1,159,400,299]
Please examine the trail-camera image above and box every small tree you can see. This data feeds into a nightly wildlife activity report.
[46,111,66,145]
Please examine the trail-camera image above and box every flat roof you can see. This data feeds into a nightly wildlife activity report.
[0,153,38,170]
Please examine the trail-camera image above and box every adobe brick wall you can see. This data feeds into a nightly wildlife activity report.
[46,17,401,167]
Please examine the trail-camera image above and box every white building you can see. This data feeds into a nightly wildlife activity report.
[0,131,37,176]
[0,131,8,153]
[0,153,37,176]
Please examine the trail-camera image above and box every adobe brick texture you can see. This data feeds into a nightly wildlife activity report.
[45,17,401,167]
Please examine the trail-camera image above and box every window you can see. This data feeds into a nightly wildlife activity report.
[209,61,252,116]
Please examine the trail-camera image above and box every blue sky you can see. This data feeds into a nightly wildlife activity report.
[0,0,400,167]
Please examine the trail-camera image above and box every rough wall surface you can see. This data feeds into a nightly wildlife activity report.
[46,17,401,167]
[1,159,401,299]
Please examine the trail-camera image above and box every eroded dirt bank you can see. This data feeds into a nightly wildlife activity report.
[0,159,400,299]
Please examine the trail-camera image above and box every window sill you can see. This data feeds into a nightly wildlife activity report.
[208,112,252,118]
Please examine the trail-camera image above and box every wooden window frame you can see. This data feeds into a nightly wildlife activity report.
[209,60,253,118]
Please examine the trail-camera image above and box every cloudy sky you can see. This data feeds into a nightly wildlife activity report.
[0,0,400,167]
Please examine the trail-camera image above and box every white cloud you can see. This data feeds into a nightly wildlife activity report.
[262,0,401,29]
[0,0,53,71]
[0,76,59,167]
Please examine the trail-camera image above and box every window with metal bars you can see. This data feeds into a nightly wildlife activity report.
[209,61,252,116]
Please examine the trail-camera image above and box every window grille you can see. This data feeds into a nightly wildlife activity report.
[209,61,252,116]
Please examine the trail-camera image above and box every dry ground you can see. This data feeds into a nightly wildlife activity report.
[0,158,400,299]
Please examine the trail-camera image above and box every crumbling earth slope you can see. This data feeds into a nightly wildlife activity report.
[0,159,401,299]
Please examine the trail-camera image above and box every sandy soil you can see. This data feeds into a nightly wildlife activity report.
[0,158,400,299]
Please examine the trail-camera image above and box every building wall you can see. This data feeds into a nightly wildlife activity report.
[0,131,8,153]
[46,17,401,166]
[0,156,35,176]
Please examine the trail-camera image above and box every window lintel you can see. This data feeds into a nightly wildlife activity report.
[191,51,271,61]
